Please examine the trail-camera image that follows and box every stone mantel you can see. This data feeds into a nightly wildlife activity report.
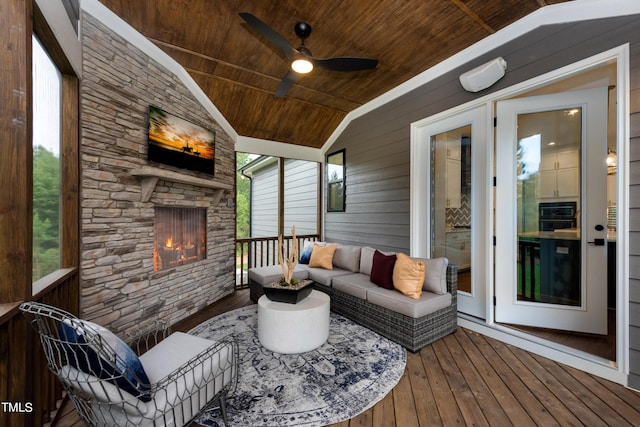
[131,165,233,203]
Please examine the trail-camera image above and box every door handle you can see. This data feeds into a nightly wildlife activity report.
[587,238,605,246]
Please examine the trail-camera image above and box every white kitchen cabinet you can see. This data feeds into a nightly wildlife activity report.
[537,148,579,198]
[446,158,461,208]
[607,173,616,206]
[445,230,471,269]
[446,135,461,160]
[445,133,462,207]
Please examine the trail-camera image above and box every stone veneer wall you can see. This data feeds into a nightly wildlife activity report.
[79,12,235,335]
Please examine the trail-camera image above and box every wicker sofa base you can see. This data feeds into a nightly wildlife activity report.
[330,288,456,352]
[249,264,458,352]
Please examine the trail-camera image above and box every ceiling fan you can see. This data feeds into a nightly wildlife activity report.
[239,12,379,98]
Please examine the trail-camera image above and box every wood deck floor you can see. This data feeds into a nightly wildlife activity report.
[53,289,640,427]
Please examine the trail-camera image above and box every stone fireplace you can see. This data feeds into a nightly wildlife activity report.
[79,12,236,335]
[154,206,207,271]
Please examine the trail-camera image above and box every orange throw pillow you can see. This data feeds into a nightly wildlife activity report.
[309,243,336,269]
[393,253,425,299]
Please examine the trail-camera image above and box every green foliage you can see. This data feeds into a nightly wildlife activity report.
[236,152,252,239]
[33,145,60,280]
[277,276,299,286]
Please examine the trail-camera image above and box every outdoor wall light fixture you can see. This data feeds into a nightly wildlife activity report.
[459,57,507,92]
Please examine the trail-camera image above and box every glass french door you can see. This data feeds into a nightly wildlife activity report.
[412,105,489,318]
[495,87,609,335]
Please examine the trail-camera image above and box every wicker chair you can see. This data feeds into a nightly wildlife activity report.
[20,301,238,427]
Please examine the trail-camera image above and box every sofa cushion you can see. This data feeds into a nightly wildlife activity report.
[248,264,309,286]
[332,273,379,299]
[366,287,452,318]
[370,250,396,289]
[393,253,425,299]
[360,246,397,275]
[333,244,361,273]
[307,267,353,287]
[359,246,377,275]
[309,243,337,269]
[414,257,449,295]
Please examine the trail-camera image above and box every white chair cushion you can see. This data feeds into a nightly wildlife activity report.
[60,332,234,426]
[60,318,152,401]
[139,332,233,421]
[140,332,217,382]
[59,365,148,417]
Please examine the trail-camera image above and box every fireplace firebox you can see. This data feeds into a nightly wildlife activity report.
[154,207,206,271]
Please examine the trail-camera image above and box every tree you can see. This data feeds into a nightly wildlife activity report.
[33,145,60,279]
[236,152,252,239]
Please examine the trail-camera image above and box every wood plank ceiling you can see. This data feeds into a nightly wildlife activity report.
[98,0,571,149]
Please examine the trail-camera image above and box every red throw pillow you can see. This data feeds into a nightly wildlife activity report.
[370,250,397,289]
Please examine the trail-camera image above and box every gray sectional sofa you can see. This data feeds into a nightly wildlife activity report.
[248,243,458,352]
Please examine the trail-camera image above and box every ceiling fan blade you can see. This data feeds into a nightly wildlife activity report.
[313,57,378,72]
[275,71,299,98]
[239,12,297,60]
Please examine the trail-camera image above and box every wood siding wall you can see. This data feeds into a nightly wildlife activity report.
[324,15,640,387]
[250,158,318,237]
[284,158,318,235]
[250,164,279,237]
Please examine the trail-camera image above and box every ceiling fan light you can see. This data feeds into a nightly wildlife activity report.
[291,58,313,74]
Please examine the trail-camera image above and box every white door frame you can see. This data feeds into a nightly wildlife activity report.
[411,105,492,318]
[409,44,629,385]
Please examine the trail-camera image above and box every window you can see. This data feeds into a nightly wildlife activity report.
[326,150,345,212]
[32,35,62,281]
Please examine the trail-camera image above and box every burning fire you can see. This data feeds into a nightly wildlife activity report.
[154,207,206,272]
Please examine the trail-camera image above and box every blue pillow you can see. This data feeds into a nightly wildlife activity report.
[59,319,152,402]
[299,242,314,264]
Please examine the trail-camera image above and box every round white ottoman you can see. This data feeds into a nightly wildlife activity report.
[258,290,330,354]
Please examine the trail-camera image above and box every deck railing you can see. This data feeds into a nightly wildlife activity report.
[0,268,79,427]
[235,234,320,289]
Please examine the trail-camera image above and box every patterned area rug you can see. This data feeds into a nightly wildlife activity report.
[189,305,406,427]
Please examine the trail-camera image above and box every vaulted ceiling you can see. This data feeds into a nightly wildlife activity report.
[98,0,571,149]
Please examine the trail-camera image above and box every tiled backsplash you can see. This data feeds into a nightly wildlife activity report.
[446,192,471,227]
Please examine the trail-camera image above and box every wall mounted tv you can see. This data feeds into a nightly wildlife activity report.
[147,106,215,175]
